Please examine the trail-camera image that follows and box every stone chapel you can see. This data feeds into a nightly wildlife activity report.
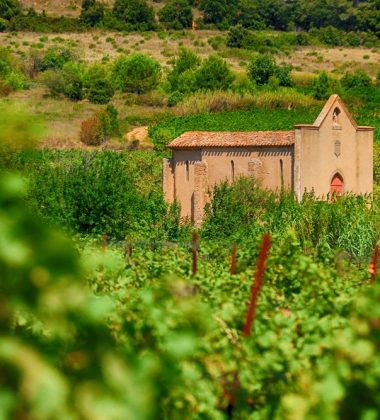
[163,95,374,225]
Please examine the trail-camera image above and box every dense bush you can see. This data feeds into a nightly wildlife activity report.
[85,64,114,104]
[9,14,89,32]
[80,116,104,146]
[248,54,292,87]
[312,71,335,100]
[0,16,8,30]
[0,0,20,20]
[112,0,156,30]
[41,62,84,100]
[80,0,105,26]
[194,55,235,91]
[2,150,174,239]
[39,47,75,71]
[167,48,200,94]
[112,53,161,94]
[79,104,120,145]
[202,177,378,259]
[80,104,120,145]
[158,0,193,29]
[341,70,372,90]
[0,47,27,91]
[227,24,248,48]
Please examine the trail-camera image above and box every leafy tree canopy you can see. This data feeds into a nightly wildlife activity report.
[113,0,155,26]
[112,53,161,94]
[0,0,21,20]
[158,0,193,29]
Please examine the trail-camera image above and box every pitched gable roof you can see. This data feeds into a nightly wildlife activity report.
[295,94,373,131]
[167,131,295,149]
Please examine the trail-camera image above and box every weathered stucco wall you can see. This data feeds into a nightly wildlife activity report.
[172,150,202,221]
[201,146,294,191]
[170,146,293,220]
[295,102,373,199]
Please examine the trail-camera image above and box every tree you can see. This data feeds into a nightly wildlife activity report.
[226,24,247,48]
[112,54,161,94]
[113,0,155,28]
[233,0,265,29]
[80,0,105,26]
[312,71,333,100]
[194,55,235,90]
[297,0,355,30]
[167,48,200,93]
[199,0,238,27]
[341,70,372,90]
[158,0,193,29]
[0,0,20,20]
[357,0,380,36]
[248,54,292,87]
[248,54,276,86]
[85,65,114,104]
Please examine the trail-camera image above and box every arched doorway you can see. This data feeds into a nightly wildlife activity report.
[330,173,344,196]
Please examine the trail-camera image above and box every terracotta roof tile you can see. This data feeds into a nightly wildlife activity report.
[168,131,295,149]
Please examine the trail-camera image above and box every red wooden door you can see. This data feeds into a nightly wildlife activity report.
[330,174,344,196]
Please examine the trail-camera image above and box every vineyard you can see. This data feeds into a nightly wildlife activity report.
[2,171,380,418]
[2,87,380,418]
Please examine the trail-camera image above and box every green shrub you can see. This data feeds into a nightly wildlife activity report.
[40,62,84,100]
[274,64,293,87]
[112,53,161,94]
[9,14,88,33]
[0,16,8,31]
[100,104,120,137]
[248,54,276,85]
[3,150,167,238]
[158,0,193,29]
[311,71,334,100]
[112,0,156,29]
[88,77,114,104]
[194,54,235,91]
[231,75,256,95]
[5,70,27,90]
[80,0,105,26]
[341,70,372,90]
[61,62,84,101]
[167,48,200,94]
[84,64,114,104]
[0,0,21,20]
[39,47,74,71]
[227,24,248,48]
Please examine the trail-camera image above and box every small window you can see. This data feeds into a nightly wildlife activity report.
[231,160,235,182]
[333,107,341,125]
[185,160,189,181]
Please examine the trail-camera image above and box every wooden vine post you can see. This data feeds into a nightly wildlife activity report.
[192,231,198,277]
[230,244,237,275]
[243,233,272,337]
[370,243,379,283]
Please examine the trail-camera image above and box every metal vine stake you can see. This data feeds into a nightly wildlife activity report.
[243,233,272,337]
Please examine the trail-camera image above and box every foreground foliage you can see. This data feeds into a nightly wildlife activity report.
[2,168,380,418]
